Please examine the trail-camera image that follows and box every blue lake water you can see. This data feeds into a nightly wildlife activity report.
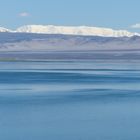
[0,61,140,140]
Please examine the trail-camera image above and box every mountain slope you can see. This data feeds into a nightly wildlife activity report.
[0,32,139,60]
[0,32,139,52]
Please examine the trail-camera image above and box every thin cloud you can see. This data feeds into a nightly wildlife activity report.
[131,23,140,28]
[19,12,30,17]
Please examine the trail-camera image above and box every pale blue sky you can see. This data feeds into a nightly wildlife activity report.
[0,0,140,32]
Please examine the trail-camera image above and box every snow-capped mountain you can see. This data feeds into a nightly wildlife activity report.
[16,25,139,37]
[0,25,139,37]
[0,25,139,60]
[0,27,11,32]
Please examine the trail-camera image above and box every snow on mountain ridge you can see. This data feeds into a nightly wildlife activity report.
[0,25,139,37]
[0,27,11,32]
[15,25,140,37]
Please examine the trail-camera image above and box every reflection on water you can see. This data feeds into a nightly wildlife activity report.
[0,61,140,140]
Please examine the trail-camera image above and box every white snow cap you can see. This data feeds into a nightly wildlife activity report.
[0,27,12,32]
[0,25,140,37]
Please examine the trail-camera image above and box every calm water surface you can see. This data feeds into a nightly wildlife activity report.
[0,61,140,140]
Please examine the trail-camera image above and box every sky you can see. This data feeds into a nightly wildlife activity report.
[0,0,140,32]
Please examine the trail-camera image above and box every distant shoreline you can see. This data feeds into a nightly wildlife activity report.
[0,51,140,62]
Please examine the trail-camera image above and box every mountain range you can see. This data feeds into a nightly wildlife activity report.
[0,25,140,60]
[0,25,140,37]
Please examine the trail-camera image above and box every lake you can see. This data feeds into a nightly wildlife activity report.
[0,60,140,140]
